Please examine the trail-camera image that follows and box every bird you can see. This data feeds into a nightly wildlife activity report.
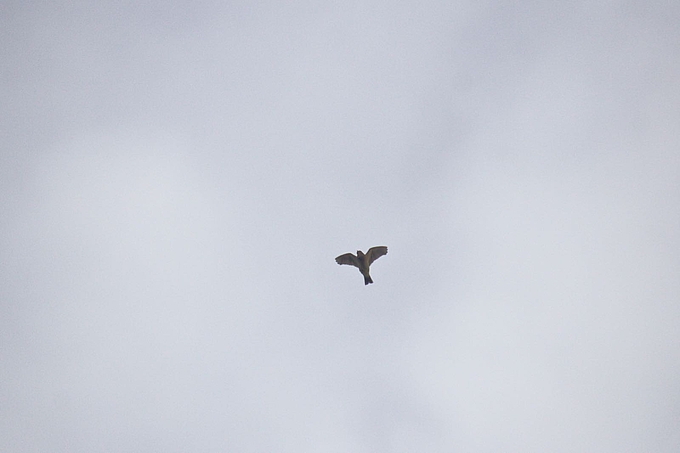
[335,246,388,285]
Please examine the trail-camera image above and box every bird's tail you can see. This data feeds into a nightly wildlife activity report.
[364,275,373,285]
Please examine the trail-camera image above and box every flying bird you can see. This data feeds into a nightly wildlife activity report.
[335,246,388,285]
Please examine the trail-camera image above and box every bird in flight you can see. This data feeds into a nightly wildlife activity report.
[335,246,388,285]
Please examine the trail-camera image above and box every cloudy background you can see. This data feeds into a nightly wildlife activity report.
[2,1,679,451]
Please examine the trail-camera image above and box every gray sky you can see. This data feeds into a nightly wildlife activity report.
[2,1,679,452]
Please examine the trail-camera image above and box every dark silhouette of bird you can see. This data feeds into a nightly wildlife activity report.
[335,246,388,285]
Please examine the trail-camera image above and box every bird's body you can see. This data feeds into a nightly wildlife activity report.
[335,246,388,285]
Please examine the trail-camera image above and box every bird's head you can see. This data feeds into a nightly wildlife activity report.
[356,250,364,258]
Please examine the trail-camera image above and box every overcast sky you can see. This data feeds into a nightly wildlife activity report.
[2,1,679,452]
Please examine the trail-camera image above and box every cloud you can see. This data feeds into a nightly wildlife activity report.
[1,1,679,452]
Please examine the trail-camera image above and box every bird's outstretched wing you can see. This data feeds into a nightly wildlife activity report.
[366,246,388,265]
[335,253,360,267]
